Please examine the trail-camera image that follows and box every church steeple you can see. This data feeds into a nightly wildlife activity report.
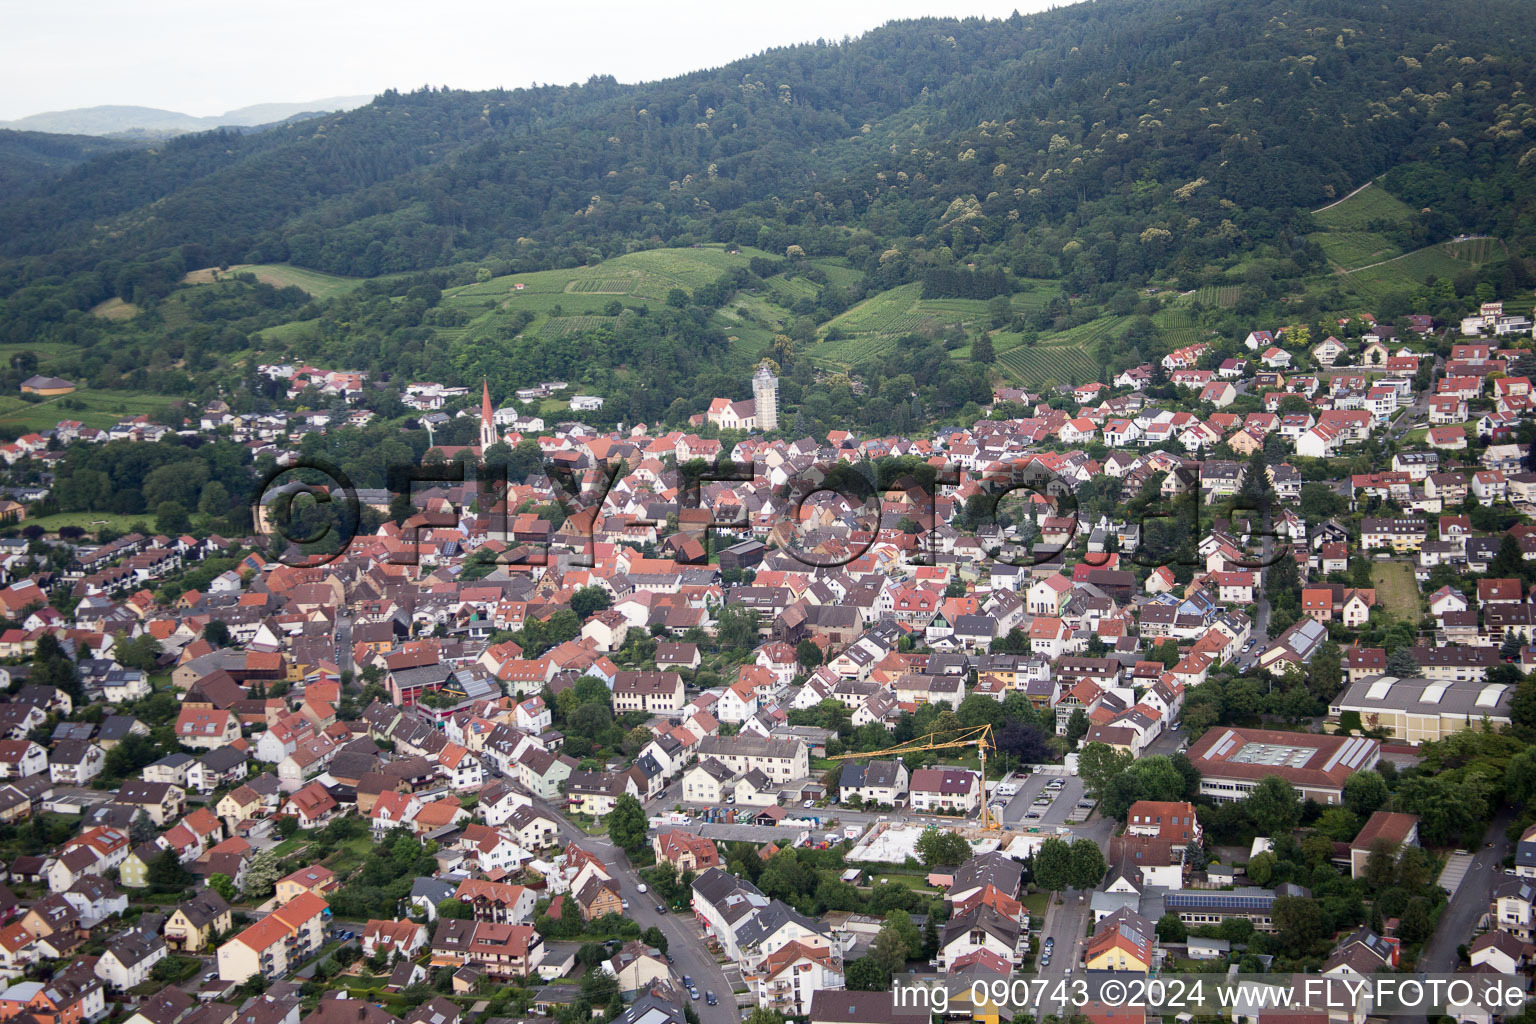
[479,379,498,450]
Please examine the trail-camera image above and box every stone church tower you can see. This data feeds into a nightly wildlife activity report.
[752,364,779,433]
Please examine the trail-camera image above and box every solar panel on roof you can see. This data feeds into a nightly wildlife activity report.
[1342,737,1374,769]
[1211,729,1237,757]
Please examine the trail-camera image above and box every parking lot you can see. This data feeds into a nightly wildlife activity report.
[999,770,1087,826]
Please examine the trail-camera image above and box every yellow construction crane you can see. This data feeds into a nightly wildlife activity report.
[830,723,999,830]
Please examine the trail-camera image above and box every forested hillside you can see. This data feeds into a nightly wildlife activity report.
[0,0,1532,435]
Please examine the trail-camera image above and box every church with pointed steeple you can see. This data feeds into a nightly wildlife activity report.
[479,379,499,451]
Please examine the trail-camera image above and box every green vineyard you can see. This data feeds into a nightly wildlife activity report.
[539,315,614,339]
[1311,183,1414,231]
[566,278,635,294]
[997,344,1101,387]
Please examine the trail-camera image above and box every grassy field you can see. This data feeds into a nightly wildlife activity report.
[870,872,941,892]
[19,511,148,535]
[427,245,777,353]
[1371,560,1422,624]
[218,264,367,300]
[89,297,141,321]
[457,245,774,309]
[0,389,171,432]
[812,281,1066,370]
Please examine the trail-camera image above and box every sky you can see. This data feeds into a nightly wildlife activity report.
[0,0,1058,121]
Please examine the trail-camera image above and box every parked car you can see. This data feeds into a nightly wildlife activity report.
[637,883,648,894]
[656,905,668,914]
[683,977,694,989]
[689,989,701,1002]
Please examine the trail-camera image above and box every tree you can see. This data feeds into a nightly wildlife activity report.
[869,921,910,976]
[198,481,231,516]
[1342,770,1390,818]
[156,500,191,535]
[915,827,972,868]
[882,909,922,961]
[1398,897,1433,944]
[796,639,823,669]
[207,873,237,903]
[148,849,193,893]
[436,897,473,920]
[1395,772,1490,846]
[1156,913,1187,943]
[1271,893,1330,956]
[1068,839,1107,890]
[1077,742,1133,799]
[1034,837,1073,891]
[607,794,647,852]
[845,956,888,990]
[1507,747,1536,806]
[1307,642,1343,700]
[581,967,619,1005]
[1245,851,1275,886]
[388,491,416,526]
[241,849,283,898]
[1066,707,1090,744]
[204,619,232,647]
[1245,775,1301,836]
[571,586,612,619]
[1386,648,1419,679]
[972,334,995,364]
[642,926,668,953]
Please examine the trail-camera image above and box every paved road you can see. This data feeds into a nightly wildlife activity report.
[337,613,354,675]
[1418,809,1513,972]
[1036,888,1093,983]
[532,796,741,1024]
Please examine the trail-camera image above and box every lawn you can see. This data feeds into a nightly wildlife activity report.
[18,511,148,535]
[326,834,376,875]
[869,872,940,892]
[219,264,368,300]
[1370,560,1422,624]
[1021,891,1049,920]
